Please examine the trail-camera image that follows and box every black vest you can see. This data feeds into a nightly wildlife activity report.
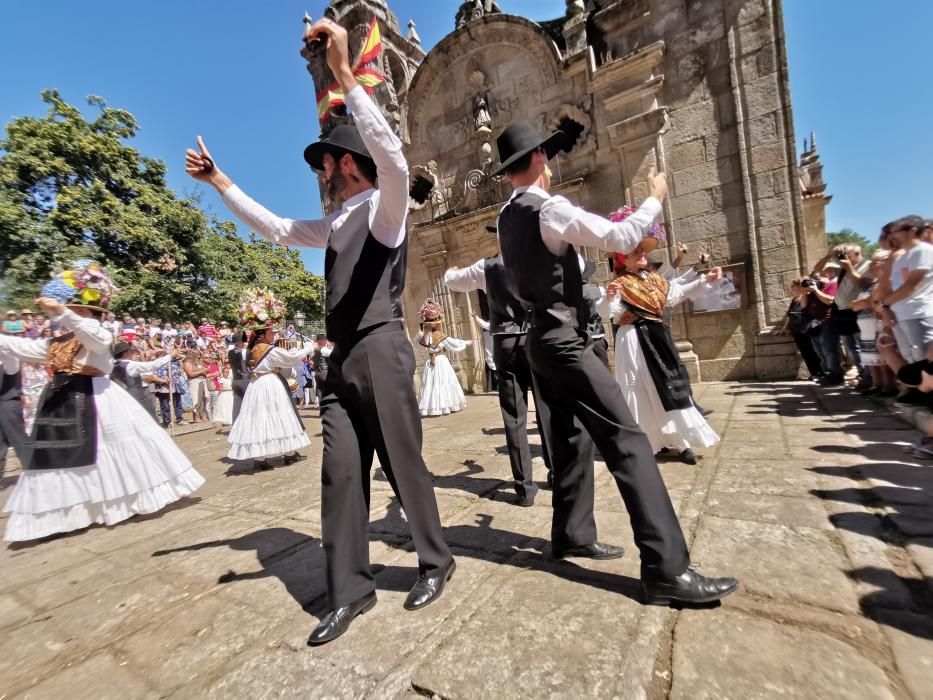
[312,347,329,375]
[498,190,586,330]
[581,283,605,338]
[324,199,407,345]
[111,360,150,407]
[0,369,22,401]
[484,255,528,335]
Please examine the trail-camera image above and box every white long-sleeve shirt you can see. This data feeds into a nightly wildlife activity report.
[253,342,316,374]
[0,346,21,376]
[498,186,663,256]
[221,85,409,250]
[596,274,712,324]
[414,332,471,355]
[444,259,488,293]
[0,309,114,374]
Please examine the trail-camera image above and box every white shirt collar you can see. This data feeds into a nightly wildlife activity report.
[508,185,551,203]
[341,188,377,215]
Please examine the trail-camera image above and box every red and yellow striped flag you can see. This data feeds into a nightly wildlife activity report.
[316,18,386,122]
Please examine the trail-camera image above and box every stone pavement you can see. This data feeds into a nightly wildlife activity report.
[1,382,932,699]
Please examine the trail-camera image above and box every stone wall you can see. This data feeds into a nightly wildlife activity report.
[395,0,808,384]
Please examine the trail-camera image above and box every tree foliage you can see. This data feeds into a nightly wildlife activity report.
[0,90,324,323]
[826,228,878,257]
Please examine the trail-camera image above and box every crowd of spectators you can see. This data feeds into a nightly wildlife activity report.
[1,310,326,431]
[779,215,933,456]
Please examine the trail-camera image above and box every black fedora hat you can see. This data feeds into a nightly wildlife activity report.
[112,341,134,358]
[491,121,566,177]
[304,124,374,171]
[485,224,497,234]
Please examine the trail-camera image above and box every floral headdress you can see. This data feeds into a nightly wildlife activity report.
[238,288,286,329]
[419,298,444,324]
[41,259,118,311]
[609,204,667,259]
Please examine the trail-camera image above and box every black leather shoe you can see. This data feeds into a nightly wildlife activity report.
[679,449,699,465]
[307,591,377,646]
[283,452,303,465]
[404,560,456,611]
[552,542,625,560]
[642,566,738,606]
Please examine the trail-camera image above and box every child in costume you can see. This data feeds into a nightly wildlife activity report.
[0,261,204,542]
[596,209,721,465]
[226,289,313,470]
[415,299,472,417]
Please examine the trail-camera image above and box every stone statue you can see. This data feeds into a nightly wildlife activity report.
[455,1,502,30]
[473,94,492,133]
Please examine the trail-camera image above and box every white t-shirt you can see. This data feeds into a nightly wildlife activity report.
[891,242,933,320]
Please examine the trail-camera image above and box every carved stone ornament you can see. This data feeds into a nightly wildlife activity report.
[455,1,502,30]
[473,94,492,133]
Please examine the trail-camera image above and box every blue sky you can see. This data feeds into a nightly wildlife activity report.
[2,1,930,275]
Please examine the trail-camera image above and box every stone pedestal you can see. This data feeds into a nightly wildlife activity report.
[677,340,701,383]
[753,331,803,380]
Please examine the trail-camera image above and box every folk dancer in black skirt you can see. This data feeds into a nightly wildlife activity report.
[491,121,738,605]
[185,17,454,644]
[0,261,204,542]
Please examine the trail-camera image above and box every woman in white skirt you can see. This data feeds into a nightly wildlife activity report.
[212,366,235,425]
[597,248,722,465]
[415,319,471,417]
[0,276,204,542]
[227,322,313,470]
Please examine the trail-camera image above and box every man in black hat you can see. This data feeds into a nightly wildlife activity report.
[491,120,738,606]
[185,17,453,645]
[111,342,176,421]
[0,345,28,478]
[227,331,250,422]
[445,235,622,563]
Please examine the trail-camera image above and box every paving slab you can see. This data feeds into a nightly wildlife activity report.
[671,609,894,699]
[690,514,861,613]
[2,381,930,698]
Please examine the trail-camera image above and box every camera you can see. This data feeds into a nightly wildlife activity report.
[835,250,847,261]
[801,279,817,289]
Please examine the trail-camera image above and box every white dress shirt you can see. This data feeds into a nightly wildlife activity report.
[222,85,409,250]
[497,186,663,256]
[444,259,488,293]
[0,346,21,376]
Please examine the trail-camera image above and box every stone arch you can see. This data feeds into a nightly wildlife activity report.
[404,15,563,147]
[385,49,409,99]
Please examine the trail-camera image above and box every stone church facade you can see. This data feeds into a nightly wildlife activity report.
[306,0,830,390]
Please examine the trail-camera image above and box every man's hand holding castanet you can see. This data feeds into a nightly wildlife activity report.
[185,136,232,194]
[304,18,355,93]
[647,166,668,202]
[34,297,65,317]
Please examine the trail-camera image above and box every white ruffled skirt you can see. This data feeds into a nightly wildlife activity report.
[418,354,466,417]
[213,390,234,425]
[613,325,720,453]
[3,376,205,542]
[227,374,309,460]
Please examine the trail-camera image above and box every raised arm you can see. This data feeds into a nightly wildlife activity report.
[267,342,315,369]
[540,168,667,254]
[444,259,488,293]
[125,353,174,378]
[185,136,334,249]
[308,17,409,249]
[55,306,113,352]
[0,334,49,364]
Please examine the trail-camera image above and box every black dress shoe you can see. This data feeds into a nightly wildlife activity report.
[404,560,456,611]
[307,591,377,646]
[283,452,303,465]
[642,566,739,606]
[552,542,625,560]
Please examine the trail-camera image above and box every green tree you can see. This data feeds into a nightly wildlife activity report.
[0,90,324,324]
[826,228,878,257]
